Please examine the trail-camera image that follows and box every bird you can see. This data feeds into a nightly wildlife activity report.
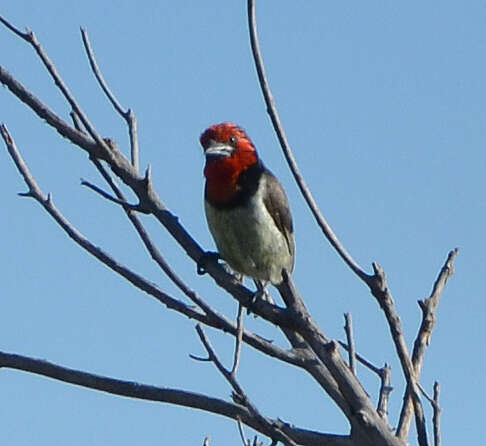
[199,122,295,301]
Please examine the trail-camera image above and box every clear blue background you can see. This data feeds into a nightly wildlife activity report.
[1,2,484,445]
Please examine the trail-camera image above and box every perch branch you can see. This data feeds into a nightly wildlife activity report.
[0,51,292,328]
[0,124,304,371]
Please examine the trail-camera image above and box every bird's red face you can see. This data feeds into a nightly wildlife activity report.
[200,123,259,204]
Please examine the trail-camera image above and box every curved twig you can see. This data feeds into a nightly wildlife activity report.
[247,0,369,282]
[195,324,298,446]
[80,27,139,171]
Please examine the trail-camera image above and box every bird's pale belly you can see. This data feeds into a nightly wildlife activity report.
[205,198,292,285]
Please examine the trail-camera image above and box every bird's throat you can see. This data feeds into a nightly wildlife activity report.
[204,153,258,205]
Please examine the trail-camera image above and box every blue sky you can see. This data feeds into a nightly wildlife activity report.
[1,2,484,445]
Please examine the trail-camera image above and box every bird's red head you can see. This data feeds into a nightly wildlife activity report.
[200,123,259,204]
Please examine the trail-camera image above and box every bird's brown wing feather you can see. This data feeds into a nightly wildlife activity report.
[262,170,295,271]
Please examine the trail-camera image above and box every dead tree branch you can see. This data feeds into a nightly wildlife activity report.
[195,325,298,446]
[396,249,457,438]
[247,0,369,282]
[80,27,140,171]
[0,350,349,446]
[0,124,306,373]
[344,313,357,375]
[368,263,429,446]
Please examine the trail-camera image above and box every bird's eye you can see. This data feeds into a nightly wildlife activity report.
[229,136,237,144]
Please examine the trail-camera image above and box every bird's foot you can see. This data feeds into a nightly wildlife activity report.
[197,251,221,275]
[247,281,274,315]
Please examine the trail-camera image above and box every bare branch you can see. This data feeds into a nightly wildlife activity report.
[195,325,298,446]
[237,417,251,446]
[432,383,441,446]
[86,160,310,379]
[339,341,393,422]
[80,27,140,171]
[247,0,369,282]
[0,15,111,155]
[0,124,303,371]
[0,350,349,446]
[0,57,295,328]
[81,178,145,211]
[368,263,429,446]
[376,364,392,421]
[277,273,404,446]
[397,249,458,438]
[343,313,356,375]
[231,304,245,378]
[338,341,381,376]
[417,382,442,446]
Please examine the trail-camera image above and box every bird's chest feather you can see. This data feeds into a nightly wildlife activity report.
[204,184,289,279]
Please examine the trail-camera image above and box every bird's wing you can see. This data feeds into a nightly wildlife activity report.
[262,170,295,270]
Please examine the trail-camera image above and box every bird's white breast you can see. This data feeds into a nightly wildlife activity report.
[205,175,293,284]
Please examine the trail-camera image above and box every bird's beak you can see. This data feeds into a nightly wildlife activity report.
[205,143,233,160]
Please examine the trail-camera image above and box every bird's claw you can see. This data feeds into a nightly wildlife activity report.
[197,251,221,275]
[247,286,274,315]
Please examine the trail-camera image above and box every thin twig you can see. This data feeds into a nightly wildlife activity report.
[397,249,458,439]
[231,304,245,378]
[417,382,441,446]
[343,313,356,375]
[81,179,144,211]
[195,324,298,446]
[368,263,429,446]
[69,110,84,133]
[247,0,369,282]
[0,15,112,158]
[237,417,250,446]
[0,123,204,320]
[432,382,441,446]
[341,339,394,420]
[338,341,381,375]
[80,27,140,171]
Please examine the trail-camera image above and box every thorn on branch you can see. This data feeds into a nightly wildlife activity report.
[189,354,211,362]
[17,191,33,198]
